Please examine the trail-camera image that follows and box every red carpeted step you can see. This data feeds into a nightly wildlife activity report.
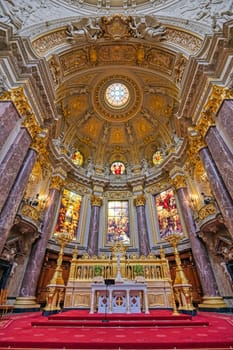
[1,311,233,349]
[32,319,209,327]
[48,310,193,321]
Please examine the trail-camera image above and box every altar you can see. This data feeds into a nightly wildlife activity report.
[63,243,174,311]
[90,282,149,314]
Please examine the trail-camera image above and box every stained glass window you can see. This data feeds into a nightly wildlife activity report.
[110,161,125,175]
[107,201,130,244]
[71,150,83,166]
[155,188,183,239]
[55,189,82,239]
[105,83,129,108]
[152,150,164,165]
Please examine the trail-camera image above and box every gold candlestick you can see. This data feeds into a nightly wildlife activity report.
[43,231,72,314]
[50,231,72,285]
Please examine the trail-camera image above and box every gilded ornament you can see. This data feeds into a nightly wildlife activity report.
[198,203,217,221]
[134,194,146,207]
[30,131,48,155]
[0,87,41,138]
[137,45,145,65]
[91,195,102,207]
[89,46,97,65]
[196,109,215,137]
[166,29,202,55]
[196,85,233,137]
[50,176,65,190]
[20,203,40,221]
[171,175,186,190]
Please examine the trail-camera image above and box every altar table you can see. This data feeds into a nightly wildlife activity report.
[90,282,149,314]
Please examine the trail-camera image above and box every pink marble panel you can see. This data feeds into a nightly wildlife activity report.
[178,187,219,297]
[0,128,31,213]
[206,127,233,200]
[0,149,37,254]
[19,188,60,297]
[199,147,233,238]
[0,102,21,151]
[136,205,150,256]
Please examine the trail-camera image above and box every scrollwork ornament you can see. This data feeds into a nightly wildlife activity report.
[91,195,102,207]
[50,176,65,191]
[171,175,186,190]
[134,194,146,207]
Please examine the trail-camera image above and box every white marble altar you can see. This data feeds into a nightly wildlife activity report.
[90,281,149,314]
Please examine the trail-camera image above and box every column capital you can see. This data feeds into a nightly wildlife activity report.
[30,129,48,155]
[50,175,66,191]
[0,87,41,138]
[91,195,102,207]
[134,194,146,207]
[196,85,233,138]
[171,174,187,190]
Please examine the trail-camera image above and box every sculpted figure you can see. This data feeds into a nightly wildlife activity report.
[131,16,166,41]
[66,18,102,42]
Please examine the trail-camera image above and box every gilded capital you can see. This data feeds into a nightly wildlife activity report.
[0,87,41,138]
[188,128,206,152]
[50,176,65,190]
[171,175,186,190]
[196,110,215,138]
[30,130,48,155]
[134,194,146,207]
[196,85,233,137]
[91,195,102,207]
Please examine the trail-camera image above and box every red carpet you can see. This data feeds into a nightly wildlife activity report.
[0,310,233,349]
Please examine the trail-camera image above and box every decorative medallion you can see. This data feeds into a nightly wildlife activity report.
[93,74,142,122]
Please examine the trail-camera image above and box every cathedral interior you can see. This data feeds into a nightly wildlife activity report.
[0,0,233,313]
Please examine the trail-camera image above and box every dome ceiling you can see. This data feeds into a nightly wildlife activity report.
[40,14,191,175]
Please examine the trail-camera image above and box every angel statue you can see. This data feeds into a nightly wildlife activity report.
[66,18,102,42]
[130,16,166,41]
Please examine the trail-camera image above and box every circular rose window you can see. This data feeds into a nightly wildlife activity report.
[105,83,129,108]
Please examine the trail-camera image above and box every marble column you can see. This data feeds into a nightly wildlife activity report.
[199,147,233,238]
[87,195,102,256]
[205,126,233,200]
[0,101,21,150]
[135,195,150,256]
[0,128,32,213]
[15,175,65,310]
[171,174,226,309]
[0,148,37,255]
[216,99,233,152]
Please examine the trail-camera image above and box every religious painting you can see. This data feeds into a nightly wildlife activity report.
[107,201,130,244]
[71,150,83,166]
[155,188,183,239]
[55,189,82,239]
[111,161,125,175]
